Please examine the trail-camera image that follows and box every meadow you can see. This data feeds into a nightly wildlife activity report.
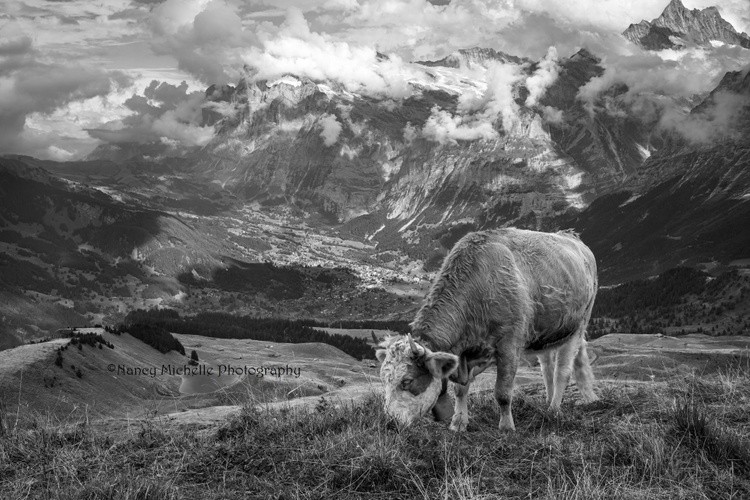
[2,366,749,499]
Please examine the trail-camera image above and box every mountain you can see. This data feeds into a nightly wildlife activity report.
[417,47,529,68]
[170,47,679,276]
[5,40,750,343]
[689,67,750,139]
[563,68,750,282]
[0,156,232,339]
[540,49,663,189]
[80,46,749,282]
[624,0,750,50]
[191,48,655,226]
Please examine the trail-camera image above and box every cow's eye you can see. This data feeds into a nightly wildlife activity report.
[399,379,412,390]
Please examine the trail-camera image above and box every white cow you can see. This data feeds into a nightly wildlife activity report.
[377,228,599,431]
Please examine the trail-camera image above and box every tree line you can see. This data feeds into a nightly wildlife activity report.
[122,309,376,360]
[118,322,186,355]
[588,267,749,337]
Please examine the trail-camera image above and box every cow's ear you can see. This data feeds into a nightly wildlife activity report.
[376,349,388,363]
[426,352,459,379]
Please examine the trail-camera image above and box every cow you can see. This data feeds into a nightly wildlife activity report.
[376,228,598,431]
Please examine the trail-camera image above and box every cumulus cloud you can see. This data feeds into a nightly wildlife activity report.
[333,0,520,61]
[421,106,498,144]
[0,23,129,159]
[403,122,418,143]
[525,46,560,107]
[242,8,420,99]
[541,105,565,124]
[149,0,258,84]
[0,33,32,56]
[318,113,342,146]
[458,61,525,132]
[86,80,216,147]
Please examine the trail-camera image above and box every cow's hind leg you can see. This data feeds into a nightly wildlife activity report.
[549,334,581,411]
[573,340,598,403]
[449,382,471,432]
[537,351,555,406]
[495,345,519,431]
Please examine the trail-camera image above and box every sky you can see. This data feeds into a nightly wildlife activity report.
[0,0,749,160]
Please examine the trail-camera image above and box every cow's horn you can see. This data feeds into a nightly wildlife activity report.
[408,333,424,357]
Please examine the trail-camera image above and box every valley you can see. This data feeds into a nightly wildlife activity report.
[2,0,750,497]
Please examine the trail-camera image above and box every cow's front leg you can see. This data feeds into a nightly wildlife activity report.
[495,346,519,431]
[449,382,470,432]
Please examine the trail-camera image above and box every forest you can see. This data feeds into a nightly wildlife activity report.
[588,267,749,337]
[119,322,186,355]
[122,309,376,360]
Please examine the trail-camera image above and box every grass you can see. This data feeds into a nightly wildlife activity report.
[1,370,749,499]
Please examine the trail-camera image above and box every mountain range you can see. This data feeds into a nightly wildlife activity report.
[624,0,750,50]
[1,0,749,345]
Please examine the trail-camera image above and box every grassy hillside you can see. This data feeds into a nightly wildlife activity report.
[0,327,379,426]
[1,369,748,499]
[0,330,188,424]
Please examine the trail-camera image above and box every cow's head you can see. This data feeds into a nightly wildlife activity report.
[376,334,459,426]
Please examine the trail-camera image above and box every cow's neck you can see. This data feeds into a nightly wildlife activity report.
[414,316,464,355]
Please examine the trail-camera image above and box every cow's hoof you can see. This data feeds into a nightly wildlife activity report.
[581,393,599,404]
[498,416,515,432]
[449,415,468,432]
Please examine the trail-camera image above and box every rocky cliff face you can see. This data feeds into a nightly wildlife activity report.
[417,47,529,68]
[624,0,750,50]
[563,65,750,282]
[193,48,658,240]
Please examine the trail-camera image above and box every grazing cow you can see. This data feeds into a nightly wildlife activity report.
[376,228,598,431]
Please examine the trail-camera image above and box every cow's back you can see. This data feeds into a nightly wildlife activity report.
[483,228,597,345]
[415,228,597,352]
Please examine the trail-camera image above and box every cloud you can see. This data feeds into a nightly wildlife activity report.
[524,46,560,107]
[417,58,533,144]
[0,33,32,56]
[242,8,420,99]
[318,113,342,146]
[4,0,749,161]
[86,80,216,147]
[459,61,525,131]
[659,87,750,143]
[577,44,750,121]
[421,106,497,144]
[0,23,129,159]
[149,0,258,84]
[541,105,565,123]
[403,122,418,143]
[330,0,521,61]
